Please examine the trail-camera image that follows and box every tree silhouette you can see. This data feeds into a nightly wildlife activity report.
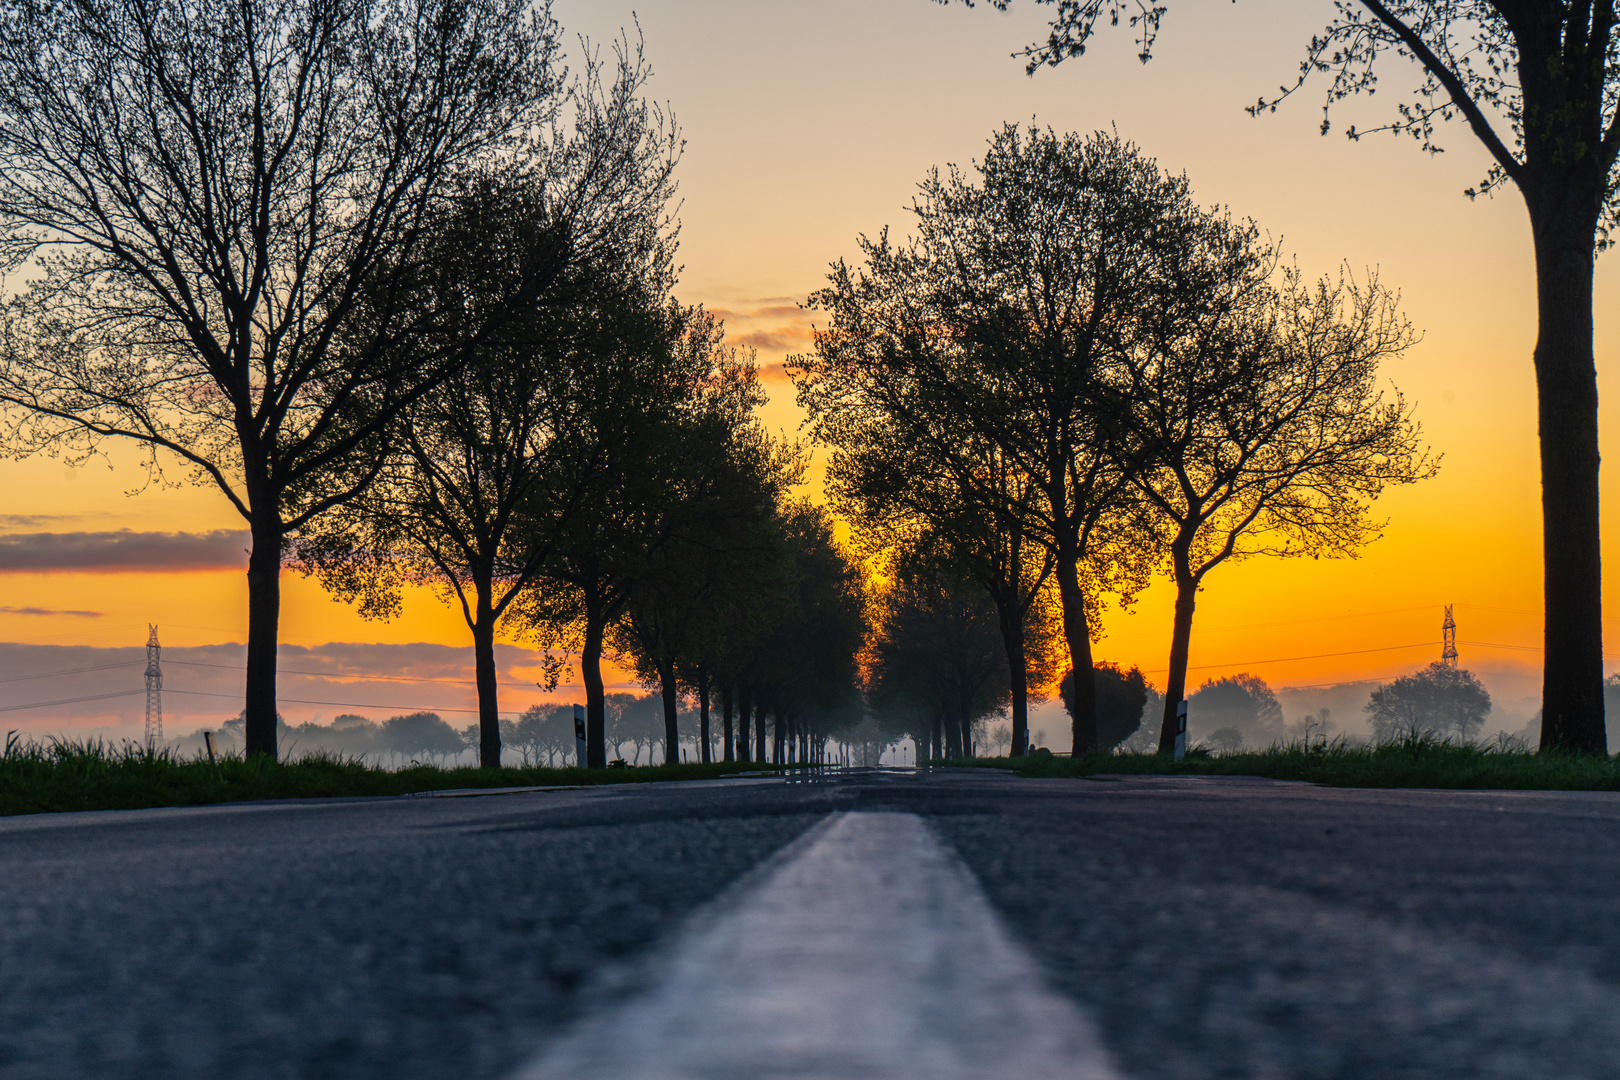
[1111,268,1433,754]
[292,177,677,767]
[810,402,1061,757]
[746,503,868,765]
[1366,662,1492,742]
[613,427,803,766]
[1190,673,1284,749]
[954,0,1619,752]
[1061,661,1150,753]
[0,2,674,757]
[798,126,1181,754]
[868,541,1008,760]
[511,310,763,767]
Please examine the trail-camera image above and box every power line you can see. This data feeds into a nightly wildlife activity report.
[165,688,492,715]
[1141,640,1441,674]
[166,659,541,689]
[1197,604,1443,634]
[0,689,143,713]
[0,661,142,684]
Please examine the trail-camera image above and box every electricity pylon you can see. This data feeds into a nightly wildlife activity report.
[1441,605,1458,669]
[144,625,163,748]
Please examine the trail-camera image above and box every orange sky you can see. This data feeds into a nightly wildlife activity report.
[1,0,1614,732]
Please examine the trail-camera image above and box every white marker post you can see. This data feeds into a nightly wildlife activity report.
[574,704,587,768]
[1173,700,1188,760]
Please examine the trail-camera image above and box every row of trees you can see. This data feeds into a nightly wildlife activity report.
[795,124,1432,757]
[0,0,869,767]
[946,0,1619,753]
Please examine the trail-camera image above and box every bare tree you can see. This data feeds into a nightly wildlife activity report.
[951,0,1620,753]
[0,0,571,756]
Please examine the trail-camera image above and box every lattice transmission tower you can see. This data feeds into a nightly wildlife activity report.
[1441,605,1458,669]
[144,624,163,747]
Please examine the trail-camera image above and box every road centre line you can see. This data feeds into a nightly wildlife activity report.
[518,810,1123,1080]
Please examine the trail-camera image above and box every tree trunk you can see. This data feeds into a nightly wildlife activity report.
[961,704,974,759]
[1054,543,1099,754]
[1529,202,1607,754]
[657,653,680,765]
[581,601,607,768]
[994,589,1030,756]
[754,701,767,764]
[943,702,962,758]
[698,672,711,765]
[471,589,502,769]
[722,683,734,762]
[774,711,785,764]
[737,687,751,762]
[244,512,283,758]
[1158,556,1199,754]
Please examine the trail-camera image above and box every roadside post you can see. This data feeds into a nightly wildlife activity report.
[574,705,587,768]
[1173,701,1188,760]
[203,731,217,764]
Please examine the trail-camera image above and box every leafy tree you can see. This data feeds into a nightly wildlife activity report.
[748,503,867,765]
[293,189,678,767]
[380,712,465,762]
[1190,673,1285,749]
[954,0,1619,753]
[512,309,763,766]
[506,705,576,766]
[868,541,1007,759]
[614,426,803,766]
[1111,263,1433,753]
[1365,662,1492,742]
[812,405,1060,758]
[0,0,575,757]
[1061,661,1150,752]
[798,126,1185,754]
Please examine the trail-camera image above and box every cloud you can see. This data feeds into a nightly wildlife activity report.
[0,514,81,528]
[732,326,815,352]
[704,300,819,358]
[0,529,250,572]
[0,605,105,617]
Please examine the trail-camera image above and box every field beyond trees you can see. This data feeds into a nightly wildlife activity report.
[0,735,800,818]
[965,737,1620,792]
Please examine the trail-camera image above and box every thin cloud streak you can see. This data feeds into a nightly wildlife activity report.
[0,605,105,617]
[0,529,250,572]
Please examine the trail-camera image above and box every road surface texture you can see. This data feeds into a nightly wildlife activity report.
[2,768,1619,1078]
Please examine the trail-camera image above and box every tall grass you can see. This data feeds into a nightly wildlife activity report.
[956,733,1620,790]
[0,732,792,817]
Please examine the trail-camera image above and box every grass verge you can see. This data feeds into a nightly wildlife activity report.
[0,733,799,817]
[947,736,1620,790]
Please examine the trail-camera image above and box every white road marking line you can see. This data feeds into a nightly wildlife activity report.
[517,810,1124,1080]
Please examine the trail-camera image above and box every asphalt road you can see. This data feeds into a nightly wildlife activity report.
[3,769,1619,1079]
